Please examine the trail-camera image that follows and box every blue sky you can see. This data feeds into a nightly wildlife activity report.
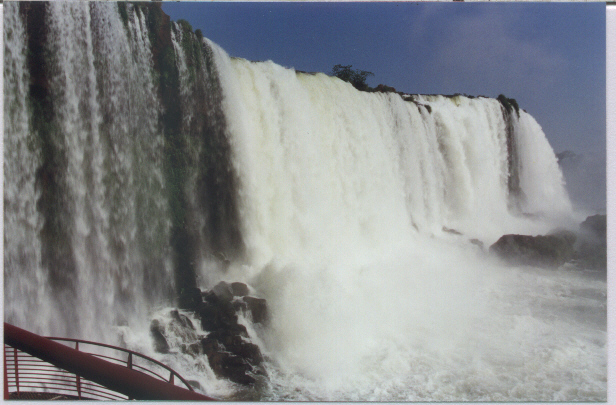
[161,2,606,157]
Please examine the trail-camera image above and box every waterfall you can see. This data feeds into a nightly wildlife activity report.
[5,3,604,402]
[211,54,572,269]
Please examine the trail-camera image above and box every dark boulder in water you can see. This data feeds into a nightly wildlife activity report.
[442,226,463,235]
[489,231,576,268]
[198,292,238,331]
[231,282,250,297]
[170,282,268,385]
[469,238,484,249]
[575,214,607,270]
[200,338,258,385]
[150,319,170,354]
[243,296,268,324]
[580,214,606,240]
[170,309,195,330]
[211,281,235,302]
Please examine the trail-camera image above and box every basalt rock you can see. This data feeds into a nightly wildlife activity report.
[575,215,607,270]
[469,238,484,249]
[489,232,576,268]
[231,282,250,297]
[580,214,606,241]
[200,339,257,385]
[150,319,170,354]
[162,282,268,384]
[184,282,268,385]
[490,216,607,271]
[170,309,195,330]
[242,296,268,324]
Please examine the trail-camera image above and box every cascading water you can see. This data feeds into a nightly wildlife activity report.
[4,2,605,401]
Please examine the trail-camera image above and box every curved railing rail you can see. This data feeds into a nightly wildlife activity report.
[4,323,215,400]
[48,336,195,392]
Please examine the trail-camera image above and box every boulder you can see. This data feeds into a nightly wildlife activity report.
[580,214,606,241]
[231,282,250,297]
[575,214,607,270]
[442,226,462,235]
[150,319,170,354]
[180,341,203,358]
[170,309,195,330]
[197,296,238,331]
[200,337,259,385]
[168,281,269,385]
[243,296,268,324]
[489,232,576,268]
[212,281,234,302]
[469,238,484,249]
[192,284,268,385]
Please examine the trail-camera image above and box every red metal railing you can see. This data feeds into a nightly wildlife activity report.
[4,323,215,400]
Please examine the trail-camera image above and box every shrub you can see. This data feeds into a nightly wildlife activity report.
[332,64,374,91]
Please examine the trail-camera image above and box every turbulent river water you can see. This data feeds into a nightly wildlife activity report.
[3,2,606,401]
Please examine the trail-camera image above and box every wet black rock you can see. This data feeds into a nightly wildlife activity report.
[580,214,606,240]
[174,282,268,385]
[180,341,203,358]
[197,294,237,331]
[200,341,257,385]
[243,296,268,324]
[489,232,576,268]
[231,282,250,297]
[442,226,463,235]
[490,215,607,271]
[150,319,170,354]
[170,309,195,330]
[469,238,484,249]
[211,281,235,302]
[575,215,607,270]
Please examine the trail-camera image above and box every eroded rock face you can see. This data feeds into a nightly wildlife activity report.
[151,281,268,386]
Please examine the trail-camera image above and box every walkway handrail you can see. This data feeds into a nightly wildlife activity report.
[46,336,195,391]
[4,323,215,400]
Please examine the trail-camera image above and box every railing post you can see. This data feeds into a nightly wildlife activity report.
[127,353,133,400]
[14,347,19,396]
[76,374,82,399]
[127,352,132,369]
[74,341,82,398]
[169,372,174,385]
[4,346,9,400]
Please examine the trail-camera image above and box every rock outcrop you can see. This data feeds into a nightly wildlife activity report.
[489,231,576,268]
[151,281,268,386]
[575,214,607,270]
[490,215,607,270]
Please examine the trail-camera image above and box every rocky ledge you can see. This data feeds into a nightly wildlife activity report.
[152,281,268,385]
[489,214,606,270]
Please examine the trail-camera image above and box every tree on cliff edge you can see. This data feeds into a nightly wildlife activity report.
[332,64,374,91]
